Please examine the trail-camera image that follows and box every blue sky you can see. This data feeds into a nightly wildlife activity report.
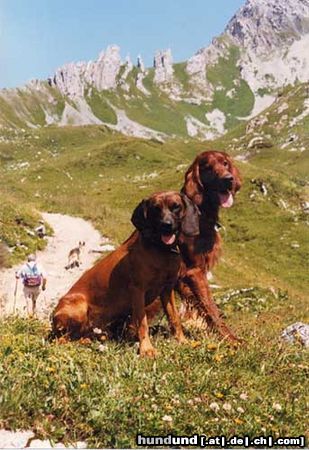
[0,0,245,88]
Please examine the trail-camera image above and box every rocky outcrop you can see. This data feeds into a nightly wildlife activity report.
[153,49,184,100]
[282,322,309,347]
[118,55,133,92]
[88,46,122,90]
[107,105,167,141]
[186,37,229,100]
[52,62,86,97]
[153,49,174,84]
[51,45,122,97]
[135,55,151,96]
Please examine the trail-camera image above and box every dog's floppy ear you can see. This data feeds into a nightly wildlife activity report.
[181,195,200,237]
[131,199,148,231]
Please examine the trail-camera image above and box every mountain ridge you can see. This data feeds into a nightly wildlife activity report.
[0,0,308,139]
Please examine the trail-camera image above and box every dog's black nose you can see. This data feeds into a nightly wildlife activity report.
[160,219,173,233]
[223,174,234,189]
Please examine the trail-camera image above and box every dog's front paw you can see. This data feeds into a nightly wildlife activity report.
[176,334,188,344]
[139,344,158,358]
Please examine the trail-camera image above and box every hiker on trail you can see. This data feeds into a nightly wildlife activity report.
[15,254,47,315]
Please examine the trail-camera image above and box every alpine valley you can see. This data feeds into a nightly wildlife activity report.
[0,2,308,446]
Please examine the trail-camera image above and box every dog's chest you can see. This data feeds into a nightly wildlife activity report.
[145,252,180,289]
[130,244,180,288]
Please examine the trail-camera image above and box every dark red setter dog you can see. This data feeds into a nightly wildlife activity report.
[147,151,242,341]
[177,150,242,341]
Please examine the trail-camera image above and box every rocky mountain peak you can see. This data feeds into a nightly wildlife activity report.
[226,0,309,56]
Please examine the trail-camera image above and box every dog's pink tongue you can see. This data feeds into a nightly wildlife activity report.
[161,234,176,245]
[219,192,234,208]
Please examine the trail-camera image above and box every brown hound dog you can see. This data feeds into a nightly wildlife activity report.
[146,151,242,341]
[52,191,199,357]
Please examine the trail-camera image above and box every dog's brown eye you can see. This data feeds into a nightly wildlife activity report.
[223,160,229,167]
[171,203,181,212]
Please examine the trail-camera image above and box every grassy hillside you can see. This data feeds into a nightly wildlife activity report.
[0,112,308,294]
[0,83,308,447]
[0,193,51,266]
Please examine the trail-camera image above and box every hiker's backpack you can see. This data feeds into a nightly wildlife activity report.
[24,263,42,287]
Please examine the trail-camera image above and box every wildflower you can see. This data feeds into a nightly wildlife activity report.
[214,354,223,362]
[223,402,232,412]
[187,399,194,405]
[272,402,282,412]
[240,392,248,401]
[162,415,173,423]
[80,337,91,345]
[80,383,88,389]
[209,402,220,412]
[237,406,245,414]
[98,344,106,352]
[234,418,244,425]
[46,414,55,421]
[93,327,102,335]
[152,404,158,411]
[215,392,224,399]
[46,367,55,373]
[191,340,201,348]
[207,343,217,351]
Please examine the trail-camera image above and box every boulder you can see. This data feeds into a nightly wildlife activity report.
[281,322,309,347]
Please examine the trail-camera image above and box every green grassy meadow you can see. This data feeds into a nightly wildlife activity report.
[0,83,308,447]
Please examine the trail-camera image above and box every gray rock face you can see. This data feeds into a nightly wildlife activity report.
[186,37,230,100]
[226,0,309,56]
[118,55,133,92]
[52,45,122,97]
[153,49,185,100]
[153,49,174,84]
[89,45,122,90]
[53,62,86,97]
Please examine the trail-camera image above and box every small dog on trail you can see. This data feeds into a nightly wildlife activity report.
[65,241,85,270]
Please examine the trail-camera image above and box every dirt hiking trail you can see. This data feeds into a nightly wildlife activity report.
[0,213,114,319]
